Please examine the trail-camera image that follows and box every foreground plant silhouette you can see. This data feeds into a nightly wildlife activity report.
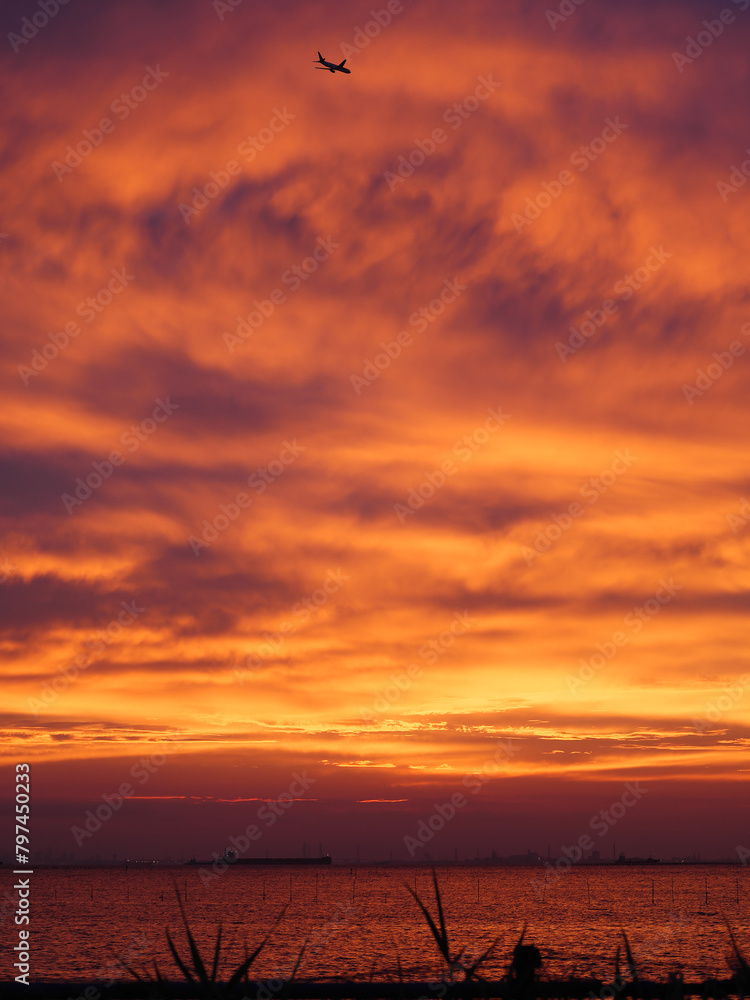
[724,913,750,987]
[121,886,300,998]
[406,869,504,983]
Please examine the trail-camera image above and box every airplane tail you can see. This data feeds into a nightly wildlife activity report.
[318,51,324,61]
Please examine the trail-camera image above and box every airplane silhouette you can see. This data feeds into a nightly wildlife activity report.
[313,51,351,74]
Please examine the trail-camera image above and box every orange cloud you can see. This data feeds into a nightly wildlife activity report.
[1,0,749,860]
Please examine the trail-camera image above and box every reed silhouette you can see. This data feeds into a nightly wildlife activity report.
[120,885,297,999]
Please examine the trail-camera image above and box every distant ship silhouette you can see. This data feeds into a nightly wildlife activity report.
[186,851,331,866]
[615,852,660,864]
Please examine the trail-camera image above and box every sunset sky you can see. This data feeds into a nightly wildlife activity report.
[2,0,749,862]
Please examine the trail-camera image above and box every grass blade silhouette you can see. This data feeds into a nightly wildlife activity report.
[165,925,198,987]
[464,936,502,981]
[618,928,641,1000]
[277,940,308,1000]
[723,914,749,976]
[406,869,451,967]
[226,904,288,991]
[620,928,639,984]
[210,925,223,984]
[508,923,527,978]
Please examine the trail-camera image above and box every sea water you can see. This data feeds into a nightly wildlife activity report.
[1,863,748,983]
